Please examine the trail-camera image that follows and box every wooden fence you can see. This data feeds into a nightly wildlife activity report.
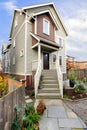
[67,69,87,79]
[0,86,25,130]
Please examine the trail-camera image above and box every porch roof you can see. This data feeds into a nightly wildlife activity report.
[30,32,60,51]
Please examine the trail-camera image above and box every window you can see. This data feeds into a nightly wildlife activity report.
[20,49,24,57]
[53,54,56,62]
[13,57,15,65]
[43,19,50,35]
[13,40,15,47]
[59,56,62,66]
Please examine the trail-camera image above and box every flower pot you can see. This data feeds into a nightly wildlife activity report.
[37,106,45,115]
[21,126,24,130]
[69,80,75,88]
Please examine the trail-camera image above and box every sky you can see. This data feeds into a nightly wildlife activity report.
[0,0,87,61]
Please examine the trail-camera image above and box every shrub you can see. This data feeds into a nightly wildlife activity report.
[67,69,75,81]
[0,76,8,98]
[22,103,40,130]
[74,80,85,93]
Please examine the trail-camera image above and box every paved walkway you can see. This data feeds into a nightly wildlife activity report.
[63,98,87,126]
[38,99,87,130]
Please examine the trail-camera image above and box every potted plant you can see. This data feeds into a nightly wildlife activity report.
[67,69,76,88]
[36,100,46,115]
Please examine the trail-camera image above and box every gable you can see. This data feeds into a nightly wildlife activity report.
[23,2,68,36]
[9,2,68,39]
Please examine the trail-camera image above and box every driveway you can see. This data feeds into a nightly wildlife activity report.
[63,98,87,125]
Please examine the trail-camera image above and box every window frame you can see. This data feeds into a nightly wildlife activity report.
[59,56,62,66]
[43,18,50,35]
[20,49,24,57]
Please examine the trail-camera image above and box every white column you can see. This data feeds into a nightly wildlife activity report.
[38,44,41,64]
[57,51,59,66]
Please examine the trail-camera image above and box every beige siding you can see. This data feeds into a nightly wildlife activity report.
[59,42,66,73]
[10,12,25,74]
[27,22,38,74]
[11,12,25,39]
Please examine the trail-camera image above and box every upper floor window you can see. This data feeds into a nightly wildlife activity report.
[43,19,50,35]
[55,36,64,47]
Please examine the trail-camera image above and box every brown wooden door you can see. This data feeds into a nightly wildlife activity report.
[43,52,49,69]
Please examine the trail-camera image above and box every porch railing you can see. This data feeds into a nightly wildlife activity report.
[34,59,41,98]
[56,59,63,98]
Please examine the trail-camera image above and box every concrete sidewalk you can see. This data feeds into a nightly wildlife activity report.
[39,99,87,130]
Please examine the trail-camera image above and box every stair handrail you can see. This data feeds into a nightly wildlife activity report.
[34,59,41,98]
[56,59,63,98]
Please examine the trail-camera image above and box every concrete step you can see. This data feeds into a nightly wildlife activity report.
[43,84,59,88]
[43,77,57,80]
[38,87,60,93]
[43,80,58,84]
[42,70,56,72]
[37,93,61,99]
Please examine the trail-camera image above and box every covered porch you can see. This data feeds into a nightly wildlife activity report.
[30,33,63,98]
[31,33,60,71]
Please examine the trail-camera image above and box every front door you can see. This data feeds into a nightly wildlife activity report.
[43,52,49,69]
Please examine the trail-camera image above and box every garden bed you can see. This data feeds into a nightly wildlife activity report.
[63,88,87,100]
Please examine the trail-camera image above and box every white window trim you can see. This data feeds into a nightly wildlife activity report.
[20,49,24,57]
[43,18,50,35]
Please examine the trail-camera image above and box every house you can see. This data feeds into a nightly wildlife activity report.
[2,2,68,98]
[74,61,87,70]
[66,55,87,70]
[2,44,11,73]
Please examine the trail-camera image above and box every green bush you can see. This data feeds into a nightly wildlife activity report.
[67,69,75,81]
[11,103,41,130]
[74,80,85,93]
[22,103,40,130]
[11,106,21,130]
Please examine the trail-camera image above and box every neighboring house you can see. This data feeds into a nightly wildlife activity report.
[2,2,68,98]
[74,61,87,70]
[2,44,11,73]
[0,59,2,71]
[66,55,87,70]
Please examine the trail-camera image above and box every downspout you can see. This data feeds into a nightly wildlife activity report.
[24,12,28,87]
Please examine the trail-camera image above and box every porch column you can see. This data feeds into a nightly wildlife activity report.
[57,51,59,65]
[38,44,41,63]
